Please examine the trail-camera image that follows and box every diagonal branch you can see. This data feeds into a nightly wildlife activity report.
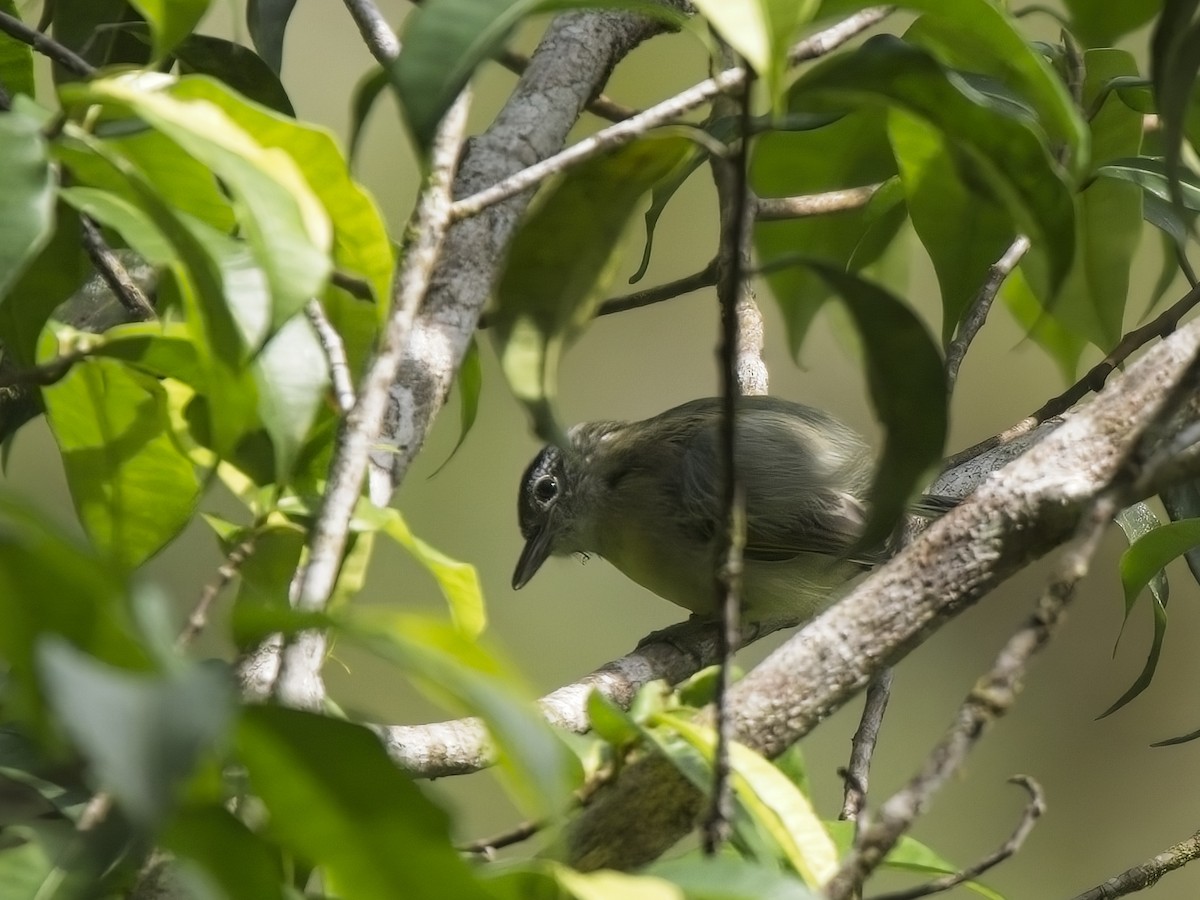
[1071,827,1200,900]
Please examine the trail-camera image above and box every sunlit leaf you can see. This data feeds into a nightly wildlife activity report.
[0,107,55,299]
[644,855,817,900]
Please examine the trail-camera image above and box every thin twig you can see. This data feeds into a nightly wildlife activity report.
[267,90,472,709]
[944,235,1030,389]
[870,776,1045,900]
[495,48,636,122]
[0,9,93,77]
[841,668,893,823]
[80,216,157,321]
[342,0,400,64]
[460,819,544,859]
[943,277,1200,472]
[448,8,890,222]
[305,300,356,413]
[754,184,881,221]
[0,351,88,388]
[331,270,374,301]
[1071,827,1200,900]
[176,536,257,651]
[702,48,754,855]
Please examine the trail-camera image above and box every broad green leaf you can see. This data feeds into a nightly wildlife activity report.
[175,35,296,116]
[1001,266,1084,382]
[820,0,1087,170]
[0,109,55,299]
[485,861,684,900]
[350,67,392,165]
[164,806,287,900]
[1115,503,1169,617]
[658,713,837,888]
[888,109,1014,345]
[252,312,330,483]
[170,76,394,309]
[40,347,201,572]
[1043,50,1143,353]
[826,821,1004,900]
[0,827,58,898]
[237,706,490,900]
[345,611,579,816]
[691,0,818,103]
[1095,157,1200,212]
[60,186,175,266]
[789,35,1076,299]
[587,688,641,747]
[90,322,205,386]
[0,496,148,733]
[395,0,686,152]
[127,0,211,59]
[0,1,34,98]
[74,74,333,328]
[644,856,817,900]
[246,0,298,74]
[1161,480,1200,585]
[1149,2,1200,224]
[1064,0,1159,47]
[752,109,898,357]
[51,0,150,81]
[432,337,483,474]
[39,639,234,828]
[811,265,947,549]
[491,136,692,439]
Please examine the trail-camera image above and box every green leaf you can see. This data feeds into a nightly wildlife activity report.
[491,136,691,439]
[127,0,211,59]
[691,0,819,103]
[237,706,490,900]
[888,108,1014,346]
[163,806,287,900]
[1149,1,1200,226]
[252,312,330,483]
[246,0,298,74]
[0,1,34,98]
[432,337,483,474]
[344,611,579,816]
[810,265,947,549]
[41,345,202,571]
[1063,0,1159,47]
[644,855,817,899]
[1000,266,1084,383]
[74,74,333,328]
[586,688,641,747]
[0,827,58,898]
[752,109,898,356]
[1160,480,1200,585]
[0,108,55,300]
[789,35,1076,298]
[1115,503,1170,618]
[51,0,151,80]
[350,67,392,165]
[38,637,234,828]
[394,0,686,152]
[1043,50,1144,353]
[174,35,296,116]
[60,186,175,266]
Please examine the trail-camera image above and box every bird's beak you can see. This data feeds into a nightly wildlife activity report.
[512,524,553,590]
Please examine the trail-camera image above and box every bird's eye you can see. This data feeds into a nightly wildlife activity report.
[533,475,558,503]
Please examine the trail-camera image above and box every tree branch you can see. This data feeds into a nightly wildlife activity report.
[1071,827,1200,900]
[755,184,881,221]
[944,235,1029,389]
[342,0,400,64]
[840,668,893,823]
[0,9,92,77]
[494,48,637,122]
[79,216,157,322]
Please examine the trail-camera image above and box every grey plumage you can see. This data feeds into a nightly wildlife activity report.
[513,396,876,622]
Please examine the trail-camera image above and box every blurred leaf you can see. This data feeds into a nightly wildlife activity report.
[631,143,707,284]
[491,136,691,440]
[170,76,394,309]
[825,821,1003,900]
[394,0,686,152]
[39,638,234,828]
[554,867,683,900]
[252,313,330,483]
[246,0,297,74]
[432,338,483,475]
[691,0,818,103]
[1149,1,1200,227]
[888,108,1013,345]
[586,688,640,747]
[0,1,34,98]
[174,35,295,116]
[790,35,1076,298]
[60,185,175,265]
[752,109,897,356]
[1001,266,1085,383]
[344,611,580,816]
[74,74,333,328]
[0,108,55,300]
[349,67,391,165]
[1064,0,1159,46]
[645,856,817,899]
[0,827,57,897]
[164,806,286,900]
[40,349,201,572]
[810,265,947,550]
[126,0,210,59]
[89,323,204,385]
[1161,480,1200,585]
[237,706,489,900]
[51,0,150,81]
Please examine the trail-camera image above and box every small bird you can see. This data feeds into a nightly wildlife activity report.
[512,396,877,623]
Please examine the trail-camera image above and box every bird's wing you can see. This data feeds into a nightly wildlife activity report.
[676,408,869,562]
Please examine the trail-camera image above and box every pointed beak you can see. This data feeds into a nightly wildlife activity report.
[512,524,553,589]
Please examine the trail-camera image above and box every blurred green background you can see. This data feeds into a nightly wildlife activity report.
[7,2,1200,897]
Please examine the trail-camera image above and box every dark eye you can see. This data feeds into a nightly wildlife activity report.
[533,475,558,504]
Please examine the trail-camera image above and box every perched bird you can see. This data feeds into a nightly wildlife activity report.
[512,396,878,623]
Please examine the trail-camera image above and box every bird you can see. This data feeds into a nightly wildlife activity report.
[512,396,879,623]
